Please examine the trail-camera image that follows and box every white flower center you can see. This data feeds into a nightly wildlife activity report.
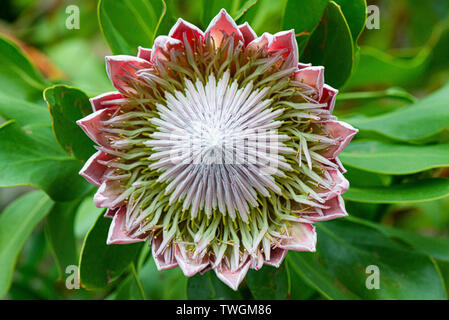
[146,70,294,222]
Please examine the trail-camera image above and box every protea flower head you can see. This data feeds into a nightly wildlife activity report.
[77,9,357,290]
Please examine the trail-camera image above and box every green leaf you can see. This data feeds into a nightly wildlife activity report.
[110,264,146,300]
[340,140,449,175]
[347,83,449,143]
[0,36,47,101]
[139,255,187,299]
[287,262,317,299]
[246,264,289,299]
[282,0,365,52]
[347,216,449,263]
[0,191,54,298]
[334,0,366,45]
[98,0,167,55]
[44,85,96,161]
[0,121,91,201]
[187,271,243,299]
[344,178,449,204]
[45,200,81,279]
[287,252,359,300]
[0,92,51,127]
[301,1,354,88]
[317,220,447,299]
[282,0,329,36]
[79,211,144,289]
[346,47,428,89]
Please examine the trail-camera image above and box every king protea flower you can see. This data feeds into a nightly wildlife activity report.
[77,9,357,290]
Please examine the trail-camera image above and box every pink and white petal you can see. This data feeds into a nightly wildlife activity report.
[304,195,348,222]
[279,223,317,252]
[264,247,287,268]
[169,18,204,47]
[90,91,124,112]
[104,207,120,218]
[174,245,210,277]
[76,107,118,147]
[151,36,184,62]
[247,32,274,52]
[214,259,251,291]
[205,9,243,46]
[323,121,358,159]
[105,55,151,92]
[107,207,146,244]
[238,22,257,46]
[152,236,178,270]
[322,169,350,200]
[320,84,339,113]
[79,150,113,186]
[295,66,325,98]
[267,30,299,66]
[94,180,125,208]
[333,157,347,174]
[298,62,312,69]
[137,46,152,62]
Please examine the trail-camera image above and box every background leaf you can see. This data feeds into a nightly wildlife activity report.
[44,85,96,161]
[0,190,53,298]
[301,1,354,88]
[45,200,81,279]
[98,0,167,55]
[287,252,359,300]
[340,140,449,175]
[187,271,243,300]
[347,83,449,142]
[78,212,144,289]
[246,264,289,299]
[317,220,447,299]
[343,178,449,203]
[0,36,47,101]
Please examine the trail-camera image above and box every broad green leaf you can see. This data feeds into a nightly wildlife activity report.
[44,85,96,161]
[344,178,449,204]
[317,220,447,299]
[45,200,81,279]
[187,271,243,299]
[334,0,366,45]
[110,264,146,300]
[282,0,365,51]
[0,36,47,101]
[347,83,449,142]
[282,0,329,35]
[340,140,449,175]
[79,211,144,289]
[287,252,359,300]
[344,165,392,188]
[347,216,449,263]
[246,264,289,299]
[0,92,50,127]
[0,121,91,201]
[301,2,354,88]
[98,0,167,55]
[74,195,103,239]
[0,191,54,298]
[287,262,317,299]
